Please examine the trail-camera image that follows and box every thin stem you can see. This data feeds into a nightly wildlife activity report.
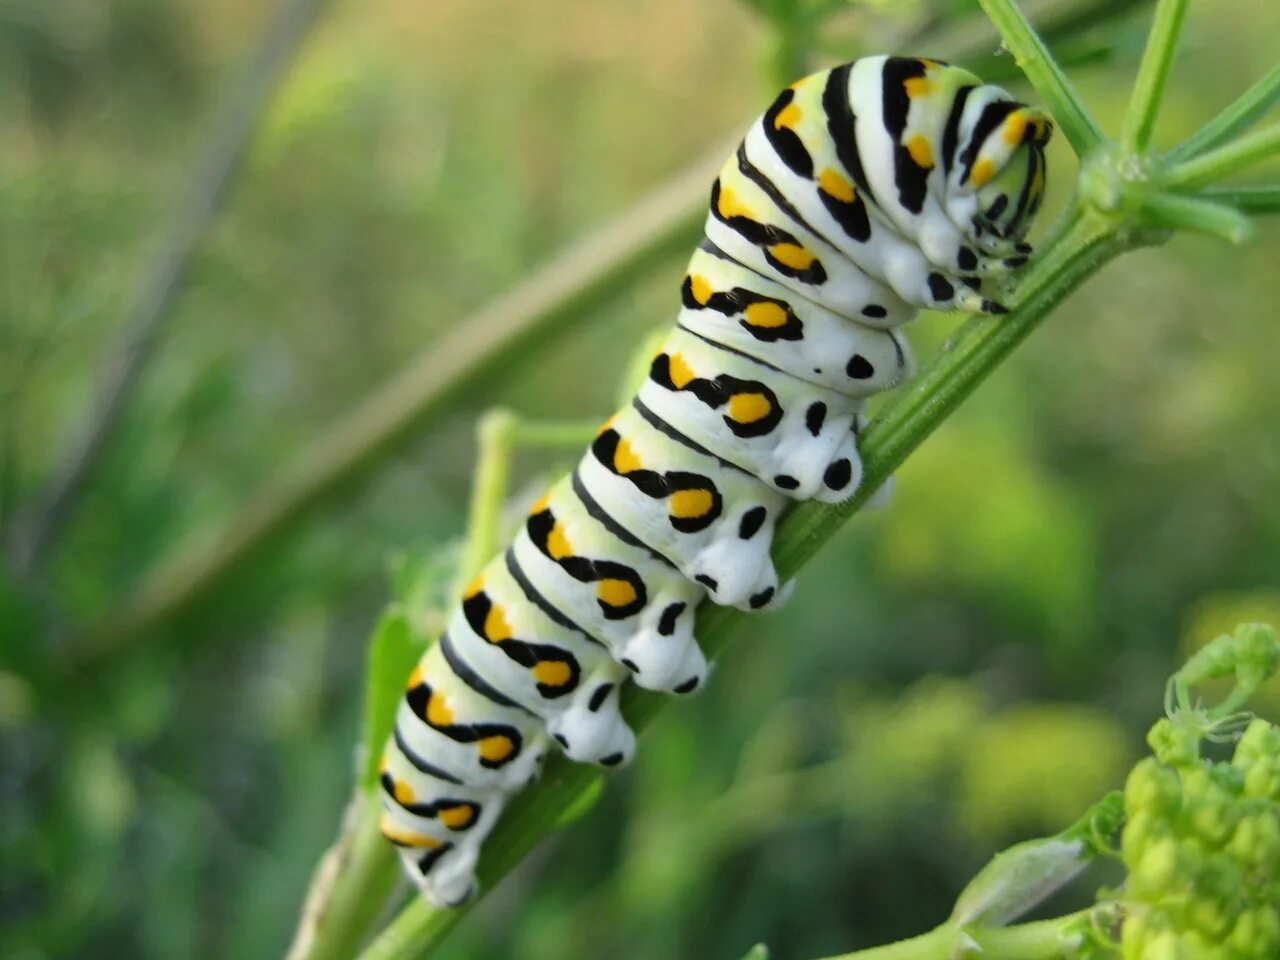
[286,793,399,960]
[5,0,332,577]
[1140,191,1256,244]
[1192,184,1280,214]
[1162,123,1280,188]
[355,212,1141,960]
[513,420,603,447]
[456,410,517,594]
[81,142,723,665]
[812,923,957,960]
[1169,62,1280,162]
[456,412,599,596]
[1120,0,1189,153]
[816,909,1093,960]
[977,0,1106,157]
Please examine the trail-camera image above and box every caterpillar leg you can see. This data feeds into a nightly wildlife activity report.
[576,405,788,610]
[638,328,866,502]
[511,475,708,695]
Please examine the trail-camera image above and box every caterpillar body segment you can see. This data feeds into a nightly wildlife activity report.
[577,405,789,610]
[679,245,916,398]
[637,328,867,504]
[451,565,634,765]
[511,476,709,693]
[380,55,1051,905]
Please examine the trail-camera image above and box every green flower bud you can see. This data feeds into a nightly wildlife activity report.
[1128,757,1184,818]
[1132,837,1180,896]
[1188,894,1233,942]
[1242,756,1280,802]
[1233,719,1278,769]
[1149,718,1201,768]
[1227,906,1280,955]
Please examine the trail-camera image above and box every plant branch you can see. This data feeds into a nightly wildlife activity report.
[1162,123,1280,188]
[1191,184,1280,214]
[81,144,724,665]
[5,0,331,577]
[1169,62,1280,162]
[1120,0,1189,153]
[457,411,517,594]
[1140,191,1256,244]
[354,209,1142,960]
[815,909,1093,960]
[977,0,1106,157]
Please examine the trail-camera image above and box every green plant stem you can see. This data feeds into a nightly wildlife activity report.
[456,411,602,596]
[1192,184,1280,214]
[1169,62,1280,162]
[354,209,1141,960]
[514,420,602,447]
[1162,123,1280,188]
[977,0,1106,157]
[1120,0,1188,153]
[457,411,517,593]
[287,792,399,960]
[81,143,724,666]
[816,909,1092,960]
[1139,191,1256,244]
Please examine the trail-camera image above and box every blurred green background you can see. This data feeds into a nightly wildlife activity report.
[1,0,1278,957]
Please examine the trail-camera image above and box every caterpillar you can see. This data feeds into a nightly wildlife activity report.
[378,55,1052,905]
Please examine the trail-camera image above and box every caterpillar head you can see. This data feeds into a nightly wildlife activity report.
[952,98,1054,247]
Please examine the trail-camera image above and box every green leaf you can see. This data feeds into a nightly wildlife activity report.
[360,606,428,790]
[555,772,607,828]
[739,944,770,960]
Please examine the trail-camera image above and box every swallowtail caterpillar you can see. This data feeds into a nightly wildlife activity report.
[378,55,1052,906]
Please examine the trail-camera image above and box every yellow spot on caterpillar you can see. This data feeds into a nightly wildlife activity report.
[774,102,802,130]
[478,735,514,763]
[743,301,788,329]
[768,243,815,270]
[379,815,443,848]
[1003,111,1028,146]
[463,576,484,598]
[407,665,424,690]
[533,660,572,687]
[716,186,753,220]
[597,578,638,608]
[904,76,931,98]
[688,274,713,305]
[426,691,454,727]
[817,167,855,203]
[393,778,416,805]
[906,134,934,169]
[438,805,475,830]
[484,604,512,643]
[529,493,551,515]
[547,523,573,560]
[613,438,643,474]
[970,158,996,187]
[667,353,697,389]
[669,488,713,519]
[727,392,772,424]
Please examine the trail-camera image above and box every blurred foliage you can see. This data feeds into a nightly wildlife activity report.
[0,0,1278,958]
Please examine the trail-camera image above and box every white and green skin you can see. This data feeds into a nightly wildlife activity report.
[377,54,1053,906]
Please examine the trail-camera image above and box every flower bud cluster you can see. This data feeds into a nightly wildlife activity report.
[1120,717,1280,959]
